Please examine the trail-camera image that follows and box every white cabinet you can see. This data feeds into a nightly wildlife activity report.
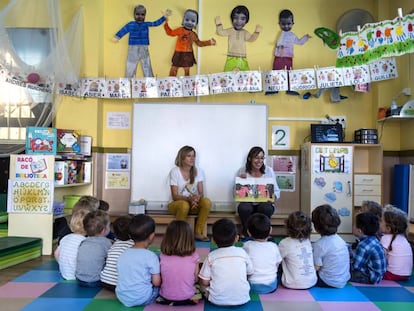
[301,143,383,237]
[353,174,382,206]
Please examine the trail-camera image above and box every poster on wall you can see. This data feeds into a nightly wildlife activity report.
[276,174,295,192]
[7,179,54,213]
[105,171,130,189]
[106,154,130,171]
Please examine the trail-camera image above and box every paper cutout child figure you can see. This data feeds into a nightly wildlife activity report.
[164,9,216,76]
[113,5,172,78]
[215,5,262,72]
[267,9,310,95]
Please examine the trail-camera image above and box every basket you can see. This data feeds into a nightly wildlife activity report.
[63,195,81,213]
[53,201,65,216]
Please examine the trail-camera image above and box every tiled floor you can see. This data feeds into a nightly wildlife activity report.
[0,236,414,311]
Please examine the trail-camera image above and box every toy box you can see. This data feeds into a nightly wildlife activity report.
[25,127,57,155]
[129,200,147,214]
[57,129,81,153]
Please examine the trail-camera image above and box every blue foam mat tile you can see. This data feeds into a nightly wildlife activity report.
[309,285,370,302]
[33,260,59,271]
[40,282,102,298]
[12,270,62,283]
[355,286,414,302]
[21,297,92,311]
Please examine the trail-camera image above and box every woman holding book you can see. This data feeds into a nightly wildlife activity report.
[168,145,211,241]
[236,146,280,239]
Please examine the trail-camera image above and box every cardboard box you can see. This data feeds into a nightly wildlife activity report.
[57,129,81,153]
[79,136,92,156]
[25,127,57,155]
[54,161,68,185]
[81,161,92,183]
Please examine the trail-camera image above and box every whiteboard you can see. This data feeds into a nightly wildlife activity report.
[131,103,267,211]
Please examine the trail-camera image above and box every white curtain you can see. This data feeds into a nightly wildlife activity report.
[0,0,83,156]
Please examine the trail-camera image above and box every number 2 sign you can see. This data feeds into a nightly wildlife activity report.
[272,126,290,150]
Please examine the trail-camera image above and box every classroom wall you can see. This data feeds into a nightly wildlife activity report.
[48,0,414,152]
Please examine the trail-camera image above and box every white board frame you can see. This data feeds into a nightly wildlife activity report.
[131,102,267,211]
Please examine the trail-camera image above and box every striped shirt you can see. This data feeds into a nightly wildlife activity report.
[352,235,386,284]
[100,239,134,286]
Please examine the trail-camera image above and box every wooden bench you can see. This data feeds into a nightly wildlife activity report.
[140,211,288,236]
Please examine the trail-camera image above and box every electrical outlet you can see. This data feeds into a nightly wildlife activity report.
[322,115,347,129]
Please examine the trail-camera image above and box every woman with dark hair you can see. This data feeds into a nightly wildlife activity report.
[236,146,280,239]
[168,146,211,241]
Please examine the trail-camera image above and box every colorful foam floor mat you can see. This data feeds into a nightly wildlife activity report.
[0,237,413,311]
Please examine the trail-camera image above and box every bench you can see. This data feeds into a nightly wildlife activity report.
[120,211,289,236]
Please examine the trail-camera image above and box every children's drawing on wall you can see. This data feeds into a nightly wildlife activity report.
[164,9,216,76]
[266,9,311,96]
[215,5,262,72]
[113,5,172,78]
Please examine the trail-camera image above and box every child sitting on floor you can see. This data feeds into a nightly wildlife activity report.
[350,212,386,284]
[100,215,134,291]
[54,208,89,280]
[278,211,317,289]
[157,220,201,305]
[116,214,161,307]
[380,205,413,281]
[75,210,112,287]
[311,204,350,288]
[243,213,282,294]
[199,218,253,306]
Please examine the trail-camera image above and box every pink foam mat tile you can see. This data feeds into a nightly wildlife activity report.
[0,282,57,298]
[318,301,381,311]
[259,287,315,301]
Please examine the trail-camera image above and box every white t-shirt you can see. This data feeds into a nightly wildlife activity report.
[237,166,281,200]
[243,240,282,285]
[57,233,86,280]
[278,237,317,289]
[381,234,413,276]
[169,166,205,197]
[199,246,254,306]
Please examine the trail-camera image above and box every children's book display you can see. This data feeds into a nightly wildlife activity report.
[25,127,92,186]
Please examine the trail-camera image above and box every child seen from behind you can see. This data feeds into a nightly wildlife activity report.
[351,212,386,284]
[278,211,317,289]
[116,214,161,307]
[199,218,253,306]
[100,215,134,291]
[380,205,413,281]
[157,220,200,305]
[75,210,112,287]
[243,213,282,294]
[311,204,350,288]
[54,208,89,280]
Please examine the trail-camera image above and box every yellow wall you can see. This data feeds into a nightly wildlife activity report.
[44,0,414,151]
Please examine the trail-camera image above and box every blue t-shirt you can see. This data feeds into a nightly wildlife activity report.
[313,234,350,288]
[115,17,166,45]
[116,248,160,307]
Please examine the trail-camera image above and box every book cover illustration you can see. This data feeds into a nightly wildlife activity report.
[235,177,275,202]
[25,127,57,155]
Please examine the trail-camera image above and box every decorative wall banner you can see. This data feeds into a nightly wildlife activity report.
[0,58,400,99]
[336,13,414,67]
